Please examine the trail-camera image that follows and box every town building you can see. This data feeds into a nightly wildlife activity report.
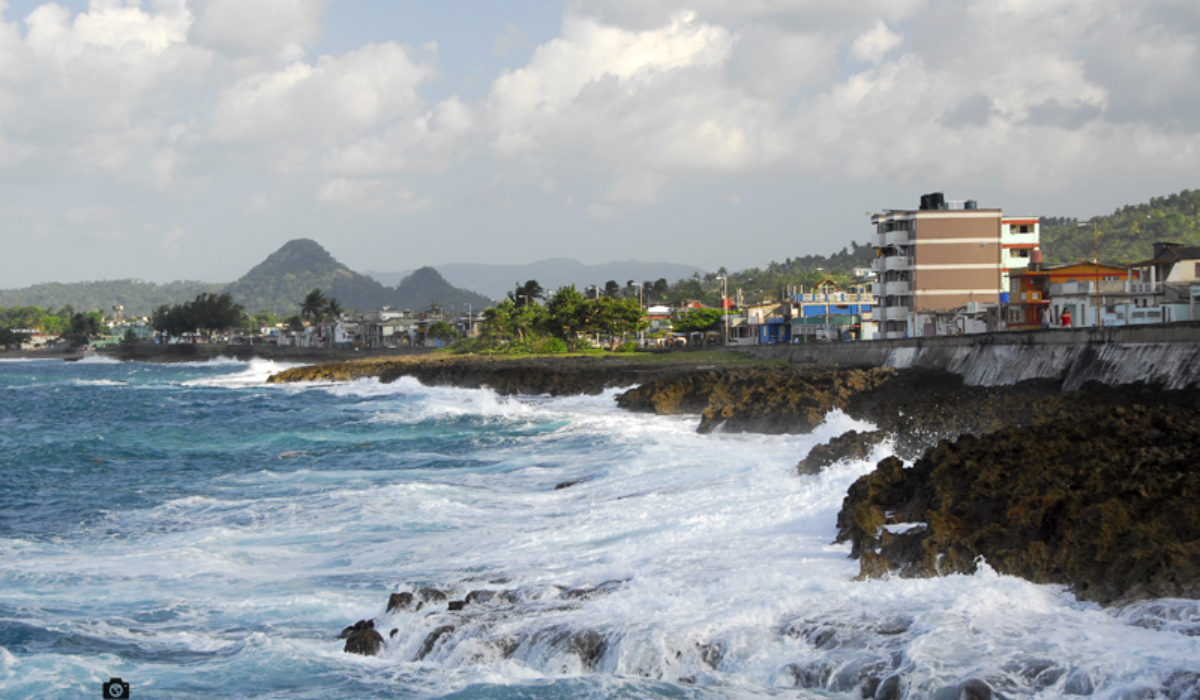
[1128,242,1200,322]
[1006,260,1137,330]
[870,192,1040,339]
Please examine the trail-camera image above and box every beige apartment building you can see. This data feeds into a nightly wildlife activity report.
[871,193,1039,339]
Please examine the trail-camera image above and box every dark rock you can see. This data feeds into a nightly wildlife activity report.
[341,619,384,656]
[417,625,455,661]
[566,629,607,669]
[554,479,581,490]
[697,641,724,668]
[835,389,1200,604]
[875,674,903,700]
[797,429,889,475]
[389,628,398,639]
[786,661,833,689]
[932,678,1005,700]
[617,365,896,434]
[387,592,414,613]
[1163,670,1200,699]
[417,587,447,604]
[560,579,626,600]
[447,600,465,611]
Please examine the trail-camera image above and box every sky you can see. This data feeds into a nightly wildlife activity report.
[0,0,1198,287]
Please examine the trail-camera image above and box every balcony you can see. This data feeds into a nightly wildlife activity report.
[878,280,911,296]
[882,255,913,272]
[883,305,910,321]
[885,229,911,246]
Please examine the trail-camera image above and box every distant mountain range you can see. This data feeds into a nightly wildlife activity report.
[223,239,491,316]
[366,258,706,300]
[0,239,492,317]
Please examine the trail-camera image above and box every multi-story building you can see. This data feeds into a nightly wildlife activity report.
[870,192,1039,338]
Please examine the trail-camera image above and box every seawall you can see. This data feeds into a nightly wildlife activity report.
[736,323,1200,390]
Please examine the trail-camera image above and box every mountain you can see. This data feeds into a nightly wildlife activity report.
[366,258,706,300]
[224,239,402,315]
[225,239,492,315]
[395,267,492,312]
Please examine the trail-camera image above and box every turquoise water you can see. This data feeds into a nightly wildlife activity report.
[1,357,1198,699]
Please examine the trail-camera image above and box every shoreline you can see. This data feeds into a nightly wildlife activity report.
[265,350,1200,608]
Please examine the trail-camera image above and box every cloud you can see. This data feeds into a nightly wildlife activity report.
[850,20,901,64]
[191,0,327,61]
[316,177,431,212]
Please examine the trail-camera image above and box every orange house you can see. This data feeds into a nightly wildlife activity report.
[1007,260,1138,330]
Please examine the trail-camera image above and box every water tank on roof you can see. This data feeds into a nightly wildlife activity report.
[965,199,978,210]
[919,192,946,210]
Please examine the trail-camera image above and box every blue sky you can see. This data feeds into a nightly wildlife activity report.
[0,1,1197,288]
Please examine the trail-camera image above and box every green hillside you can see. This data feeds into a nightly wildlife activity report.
[224,239,402,315]
[1041,189,1200,264]
[0,279,221,317]
[395,266,492,313]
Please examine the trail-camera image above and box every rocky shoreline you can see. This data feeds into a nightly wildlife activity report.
[264,353,1200,633]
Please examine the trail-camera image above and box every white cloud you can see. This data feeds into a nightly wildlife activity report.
[851,20,901,64]
[316,177,431,213]
[486,11,736,160]
[191,0,326,61]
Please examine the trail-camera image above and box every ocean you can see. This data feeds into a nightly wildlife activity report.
[1,357,1197,699]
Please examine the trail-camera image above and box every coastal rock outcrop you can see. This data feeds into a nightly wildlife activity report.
[835,393,1200,604]
[339,619,384,656]
[269,355,699,396]
[615,365,896,434]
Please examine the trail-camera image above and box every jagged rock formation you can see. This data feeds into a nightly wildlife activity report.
[835,391,1200,604]
[615,365,896,433]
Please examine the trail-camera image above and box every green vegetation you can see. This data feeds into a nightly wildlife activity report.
[150,292,244,339]
[1040,189,1200,264]
[459,285,647,354]
[0,305,103,347]
[0,280,219,317]
[672,307,726,333]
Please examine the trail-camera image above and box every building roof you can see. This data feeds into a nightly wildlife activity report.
[1136,242,1200,266]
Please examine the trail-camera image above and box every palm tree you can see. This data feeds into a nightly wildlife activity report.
[508,280,544,307]
[325,297,342,319]
[301,289,327,321]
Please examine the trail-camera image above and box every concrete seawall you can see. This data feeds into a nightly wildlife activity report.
[736,322,1200,390]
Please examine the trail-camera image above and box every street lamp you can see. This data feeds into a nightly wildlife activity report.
[716,276,729,346]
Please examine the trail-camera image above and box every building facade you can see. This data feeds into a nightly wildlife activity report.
[871,193,1039,339]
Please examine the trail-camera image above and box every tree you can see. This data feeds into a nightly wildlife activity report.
[674,307,725,333]
[508,280,544,308]
[150,293,243,339]
[0,327,30,349]
[603,280,621,298]
[301,288,327,321]
[591,295,647,340]
[326,298,342,319]
[543,285,592,350]
[426,320,458,344]
[64,311,103,346]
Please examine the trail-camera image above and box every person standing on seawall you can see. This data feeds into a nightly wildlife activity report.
[1060,308,1072,327]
